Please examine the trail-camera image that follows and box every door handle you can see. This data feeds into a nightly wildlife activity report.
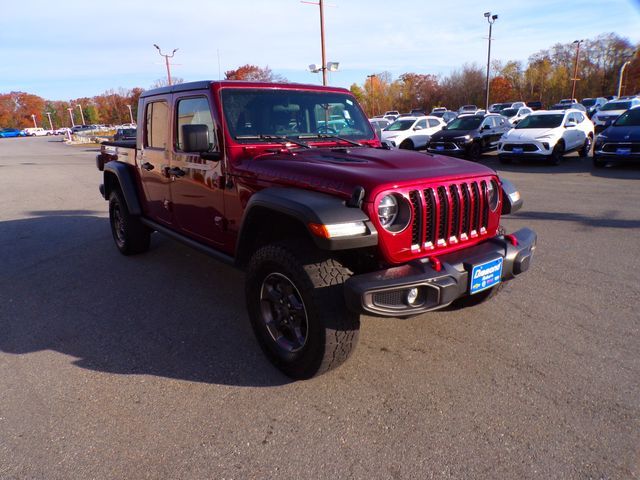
[167,167,186,177]
[141,162,154,171]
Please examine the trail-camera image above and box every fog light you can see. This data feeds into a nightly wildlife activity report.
[405,288,419,305]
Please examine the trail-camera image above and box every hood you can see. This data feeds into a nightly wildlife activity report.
[237,146,496,201]
[505,128,557,140]
[601,125,640,141]
[596,110,625,118]
[431,128,477,140]
[381,130,404,139]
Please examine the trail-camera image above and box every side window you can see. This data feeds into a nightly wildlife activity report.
[481,118,494,129]
[427,119,439,128]
[576,113,585,123]
[176,97,216,151]
[145,101,169,149]
[416,119,427,129]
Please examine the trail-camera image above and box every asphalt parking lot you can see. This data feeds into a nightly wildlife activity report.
[1,137,639,479]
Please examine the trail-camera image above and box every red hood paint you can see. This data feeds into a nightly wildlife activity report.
[232,146,496,201]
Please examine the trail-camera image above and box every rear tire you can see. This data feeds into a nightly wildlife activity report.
[579,135,592,158]
[108,189,151,255]
[245,242,360,379]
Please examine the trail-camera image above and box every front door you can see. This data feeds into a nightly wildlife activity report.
[170,94,227,247]
[139,97,173,225]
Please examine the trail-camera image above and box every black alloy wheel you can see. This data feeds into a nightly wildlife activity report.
[579,135,593,158]
[550,141,564,166]
[259,272,309,353]
[468,142,482,161]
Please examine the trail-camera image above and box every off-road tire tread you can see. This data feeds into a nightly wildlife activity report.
[109,189,150,255]
[246,241,359,379]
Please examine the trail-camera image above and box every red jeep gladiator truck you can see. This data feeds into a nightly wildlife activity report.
[96,80,536,379]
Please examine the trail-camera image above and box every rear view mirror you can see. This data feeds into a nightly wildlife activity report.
[182,124,213,153]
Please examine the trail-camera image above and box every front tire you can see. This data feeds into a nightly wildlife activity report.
[399,139,414,150]
[108,189,151,255]
[593,156,606,168]
[246,242,360,379]
[549,141,564,166]
[468,142,481,161]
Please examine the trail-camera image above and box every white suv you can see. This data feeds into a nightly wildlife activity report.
[498,109,594,165]
[592,98,640,132]
[381,116,446,150]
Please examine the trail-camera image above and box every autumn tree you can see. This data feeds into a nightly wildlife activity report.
[489,77,515,103]
[224,65,286,82]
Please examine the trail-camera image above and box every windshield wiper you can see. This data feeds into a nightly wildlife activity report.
[234,134,310,149]
[298,133,363,147]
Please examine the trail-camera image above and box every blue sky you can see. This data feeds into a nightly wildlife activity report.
[1,0,639,100]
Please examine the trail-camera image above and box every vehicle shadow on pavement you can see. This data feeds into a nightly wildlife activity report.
[0,213,291,387]
[481,155,595,175]
[513,210,640,229]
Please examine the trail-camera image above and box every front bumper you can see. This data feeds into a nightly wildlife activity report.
[344,228,536,316]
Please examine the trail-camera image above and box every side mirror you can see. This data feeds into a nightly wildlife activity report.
[482,124,491,130]
[500,178,523,215]
[565,120,576,128]
[182,124,215,153]
[413,126,423,131]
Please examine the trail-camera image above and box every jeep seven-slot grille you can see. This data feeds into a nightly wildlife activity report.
[411,180,490,248]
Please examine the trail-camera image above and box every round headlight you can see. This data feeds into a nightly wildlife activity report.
[377,194,412,232]
[487,180,499,211]
[378,195,398,227]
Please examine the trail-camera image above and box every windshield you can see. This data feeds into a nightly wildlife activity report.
[502,108,518,117]
[614,108,640,126]
[601,101,631,111]
[515,114,564,129]
[446,116,483,130]
[385,119,415,131]
[581,99,596,107]
[221,88,374,141]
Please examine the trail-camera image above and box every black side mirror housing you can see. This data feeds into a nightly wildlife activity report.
[482,124,491,130]
[182,124,212,153]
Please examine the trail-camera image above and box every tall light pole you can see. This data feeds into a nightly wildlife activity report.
[570,39,583,101]
[366,74,377,116]
[484,12,498,111]
[67,107,75,127]
[76,104,86,125]
[302,0,339,86]
[126,104,135,124]
[617,50,637,97]
[154,44,178,86]
[31,114,37,128]
[46,112,54,130]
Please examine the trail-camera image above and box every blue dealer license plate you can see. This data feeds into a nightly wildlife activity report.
[616,148,631,155]
[513,147,523,154]
[470,258,503,295]
[436,145,444,151]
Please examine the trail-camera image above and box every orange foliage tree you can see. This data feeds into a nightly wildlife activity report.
[489,76,515,103]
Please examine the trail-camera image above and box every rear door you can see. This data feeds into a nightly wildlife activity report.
[139,96,173,225]
[170,93,227,246]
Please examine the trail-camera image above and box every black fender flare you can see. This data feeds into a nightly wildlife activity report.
[103,161,142,215]
[500,177,523,215]
[237,187,378,254]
